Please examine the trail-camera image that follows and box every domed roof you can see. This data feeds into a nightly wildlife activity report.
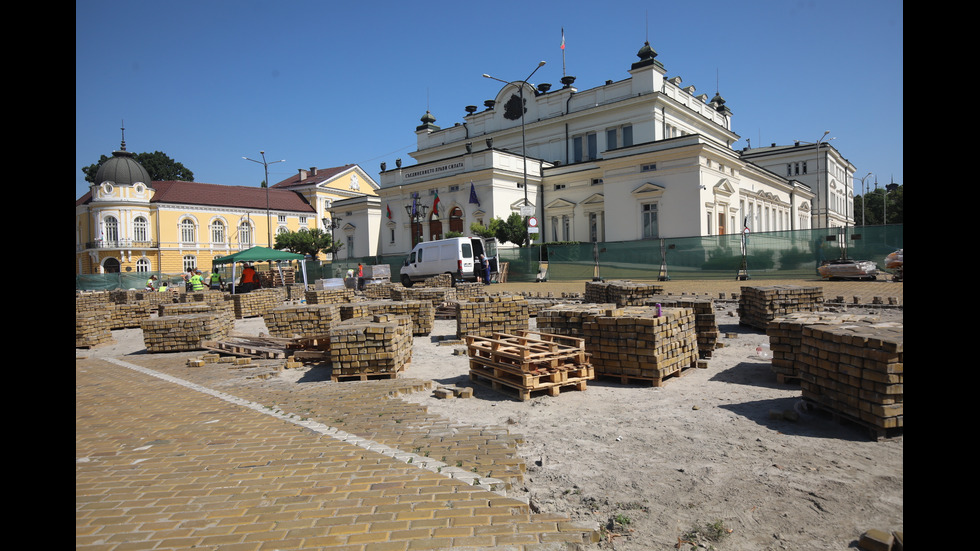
[94,137,151,187]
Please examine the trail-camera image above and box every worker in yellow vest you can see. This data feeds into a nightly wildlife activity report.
[190,270,206,291]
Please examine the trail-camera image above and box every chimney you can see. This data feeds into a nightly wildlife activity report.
[310,167,317,176]
[298,169,307,180]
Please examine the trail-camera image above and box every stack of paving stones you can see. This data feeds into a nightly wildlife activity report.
[584,280,665,306]
[738,285,824,330]
[257,266,295,287]
[766,312,881,383]
[797,321,903,435]
[418,273,453,288]
[181,289,226,304]
[285,283,308,301]
[75,291,111,312]
[582,306,700,385]
[391,286,458,305]
[456,295,530,338]
[328,314,413,380]
[107,302,155,329]
[643,295,719,358]
[536,303,618,336]
[158,302,235,336]
[361,281,403,299]
[304,288,356,305]
[140,313,231,353]
[229,287,287,318]
[455,281,488,300]
[261,303,342,338]
[75,310,112,348]
[339,299,435,336]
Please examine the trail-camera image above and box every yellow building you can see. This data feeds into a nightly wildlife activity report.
[75,142,377,275]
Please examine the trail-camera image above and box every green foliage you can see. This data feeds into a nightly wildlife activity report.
[274,228,336,258]
[855,184,903,225]
[82,151,195,183]
[445,230,465,238]
[470,214,529,247]
[681,519,732,550]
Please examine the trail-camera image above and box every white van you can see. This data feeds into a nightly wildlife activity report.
[399,236,498,287]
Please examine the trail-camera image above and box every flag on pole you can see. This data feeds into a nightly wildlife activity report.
[386,204,392,219]
[432,190,441,214]
[469,182,480,206]
[560,28,565,50]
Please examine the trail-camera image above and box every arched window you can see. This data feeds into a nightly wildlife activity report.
[133,216,148,243]
[239,220,252,246]
[183,255,197,272]
[210,220,226,244]
[103,257,120,273]
[449,207,463,233]
[104,216,119,243]
[180,219,196,244]
[136,258,151,272]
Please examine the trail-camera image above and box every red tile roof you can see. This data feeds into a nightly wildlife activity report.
[272,164,355,188]
[76,181,316,213]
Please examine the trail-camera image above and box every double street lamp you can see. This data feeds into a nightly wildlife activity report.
[405,194,428,247]
[483,61,547,233]
[244,151,285,247]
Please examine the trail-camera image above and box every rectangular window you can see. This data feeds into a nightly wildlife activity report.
[622,125,633,147]
[278,215,286,223]
[554,184,566,190]
[591,178,603,185]
[606,128,617,150]
[449,184,459,192]
[642,203,659,239]
[573,132,597,162]
[641,163,657,172]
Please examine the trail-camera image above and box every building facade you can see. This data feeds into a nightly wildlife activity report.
[76,143,377,275]
[376,41,828,256]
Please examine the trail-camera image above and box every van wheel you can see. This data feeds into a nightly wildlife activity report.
[401,274,414,288]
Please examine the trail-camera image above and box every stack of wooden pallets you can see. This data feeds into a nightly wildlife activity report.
[466,330,594,401]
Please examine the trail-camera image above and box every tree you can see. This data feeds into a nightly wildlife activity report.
[472,213,530,247]
[274,228,336,258]
[855,184,903,225]
[82,151,195,183]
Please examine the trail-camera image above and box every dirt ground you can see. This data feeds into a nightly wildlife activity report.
[80,278,903,550]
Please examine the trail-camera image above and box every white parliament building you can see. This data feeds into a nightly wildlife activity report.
[372,41,854,257]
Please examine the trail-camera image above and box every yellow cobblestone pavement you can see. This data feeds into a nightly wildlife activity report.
[77,277,901,550]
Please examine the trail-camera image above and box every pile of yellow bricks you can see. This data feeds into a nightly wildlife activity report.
[340,300,436,336]
[644,296,719,358]
[230,288,287,318]
[456,295,530,338]
[262,304,342,339]
[304,288,356,305]
[766,312,882,383]
[798,321,903,436]
[584,280,665,306]
[582,306,700,386]
[140,313,231,353]
[738,285,824,330]
[75,310,113,348]
[328,314,413,380]
[159,303,235,336]
[391,286,458,305]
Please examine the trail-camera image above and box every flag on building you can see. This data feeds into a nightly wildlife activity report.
[432,190,441,214]
[386,204,393,219]
[469,182,480,206]
[561,28,565,50]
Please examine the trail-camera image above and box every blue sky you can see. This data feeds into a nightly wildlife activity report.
[76,0,903,199]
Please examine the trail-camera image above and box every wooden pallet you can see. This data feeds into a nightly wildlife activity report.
[201,335,291,359]
[469,361,593,388]
[595,364,695,388]
[466,332,588,370]
[469,368,589,401]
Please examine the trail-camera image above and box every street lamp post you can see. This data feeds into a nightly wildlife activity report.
[797,133,835,229]
[483,61,546,240]
[405,194,428,248]
[856,172,873,226]
[244,151,285,247]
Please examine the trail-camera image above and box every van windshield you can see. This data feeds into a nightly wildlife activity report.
[461,243,472,258]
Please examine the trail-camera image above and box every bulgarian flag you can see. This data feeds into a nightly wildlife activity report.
[386,204,393,219]
[432,190,441,214]
[561,28,565,50]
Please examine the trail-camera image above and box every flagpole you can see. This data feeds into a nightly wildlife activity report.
[561,28,566,78]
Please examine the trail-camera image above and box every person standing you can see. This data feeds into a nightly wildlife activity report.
[209,270,223,290]
[479,253,491,285]
[145,274,158,291]
[239,263,258,293]
[190,270,206,292]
